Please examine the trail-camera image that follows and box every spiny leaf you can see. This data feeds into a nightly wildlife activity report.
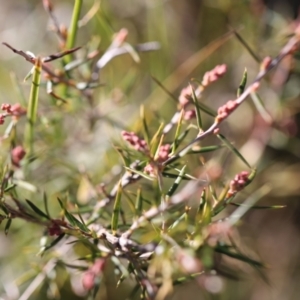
[4,218,12,235]
[154,134,165,161]
[171,126,190,155]
[217,134,251,168]
[215,245,265,268]
[190,84,203,130]
[151,76,178,104]
[114,146,131,168]
[237,68,247,97]
[150,123,164,157]
[162,172,192,180]
[4,184,16,193]
[57,261,88,271]
[187,145,224,154]
[230,203,286,209]
[140,105,150,145]
[26,199,50,219]
[228,185,270,224]
[168,213,186,231]
[57,198,89,232]
[124,166,154,181]
[194,101,217,117]
[111,182,122,235]
[171,110,185,154]
[43,192,51,219]
[167,165,187,196]
[232,29,260,63]
[198,189,211,226]
[41,233,65,255]
[250,92,272,124]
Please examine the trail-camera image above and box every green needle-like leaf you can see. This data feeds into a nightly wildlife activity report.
[111,182,122,235]
[237,68,247,97]
[57,198,89,232]
[141,105,150,145]
[167,165,187,196]
[26,199,50,219]
[190,83,203,130]
[4,218,12,235]
[217,134,251,168]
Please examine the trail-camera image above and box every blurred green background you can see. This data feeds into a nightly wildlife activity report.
[1,0,300,299]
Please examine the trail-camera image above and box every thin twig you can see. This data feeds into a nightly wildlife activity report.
[163,31,300,166]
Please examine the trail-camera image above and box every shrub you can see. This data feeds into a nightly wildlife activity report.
[0,1,299,299]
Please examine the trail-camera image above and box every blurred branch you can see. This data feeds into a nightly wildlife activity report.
[163,29,300,166]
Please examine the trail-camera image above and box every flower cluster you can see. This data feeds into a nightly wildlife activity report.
[121,131,148,153]
[201,64,227,87]
[215,100,238,123]
[227,171,249,197]
[0,103,26,125]
[82,259,106,291]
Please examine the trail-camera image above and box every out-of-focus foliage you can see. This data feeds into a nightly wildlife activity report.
[0,0,300,300]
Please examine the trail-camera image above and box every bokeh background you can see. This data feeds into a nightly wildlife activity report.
[1,0,300,299]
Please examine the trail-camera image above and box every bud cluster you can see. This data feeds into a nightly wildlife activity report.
[178,85,192,108]
[121,131,148,153]
[183,109,196,120]
[0,103,26,125]
[201,64,227,87]
[215,100,238,123]
[227,171,249,197]
[156,144,171,162]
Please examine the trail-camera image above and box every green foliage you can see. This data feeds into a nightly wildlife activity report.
[0,1,299,300]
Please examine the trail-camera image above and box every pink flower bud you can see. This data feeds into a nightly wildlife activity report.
[82,271,95,291]
[215,100,238,123]
[121,131,148,153]
[1,103,11,112]
[177,251,203,274]
[260,56,272,71]
[144,163,155,176]
[11,146,26,167]
[184,109,196,120]
[157,144,170,162]
[0,115,5,125]
[201,64,227,87]
[178,86,192,108]
[114,28,128,45]
[10,103,26,116]
[90,259,105,275]
[227,171,249,197]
